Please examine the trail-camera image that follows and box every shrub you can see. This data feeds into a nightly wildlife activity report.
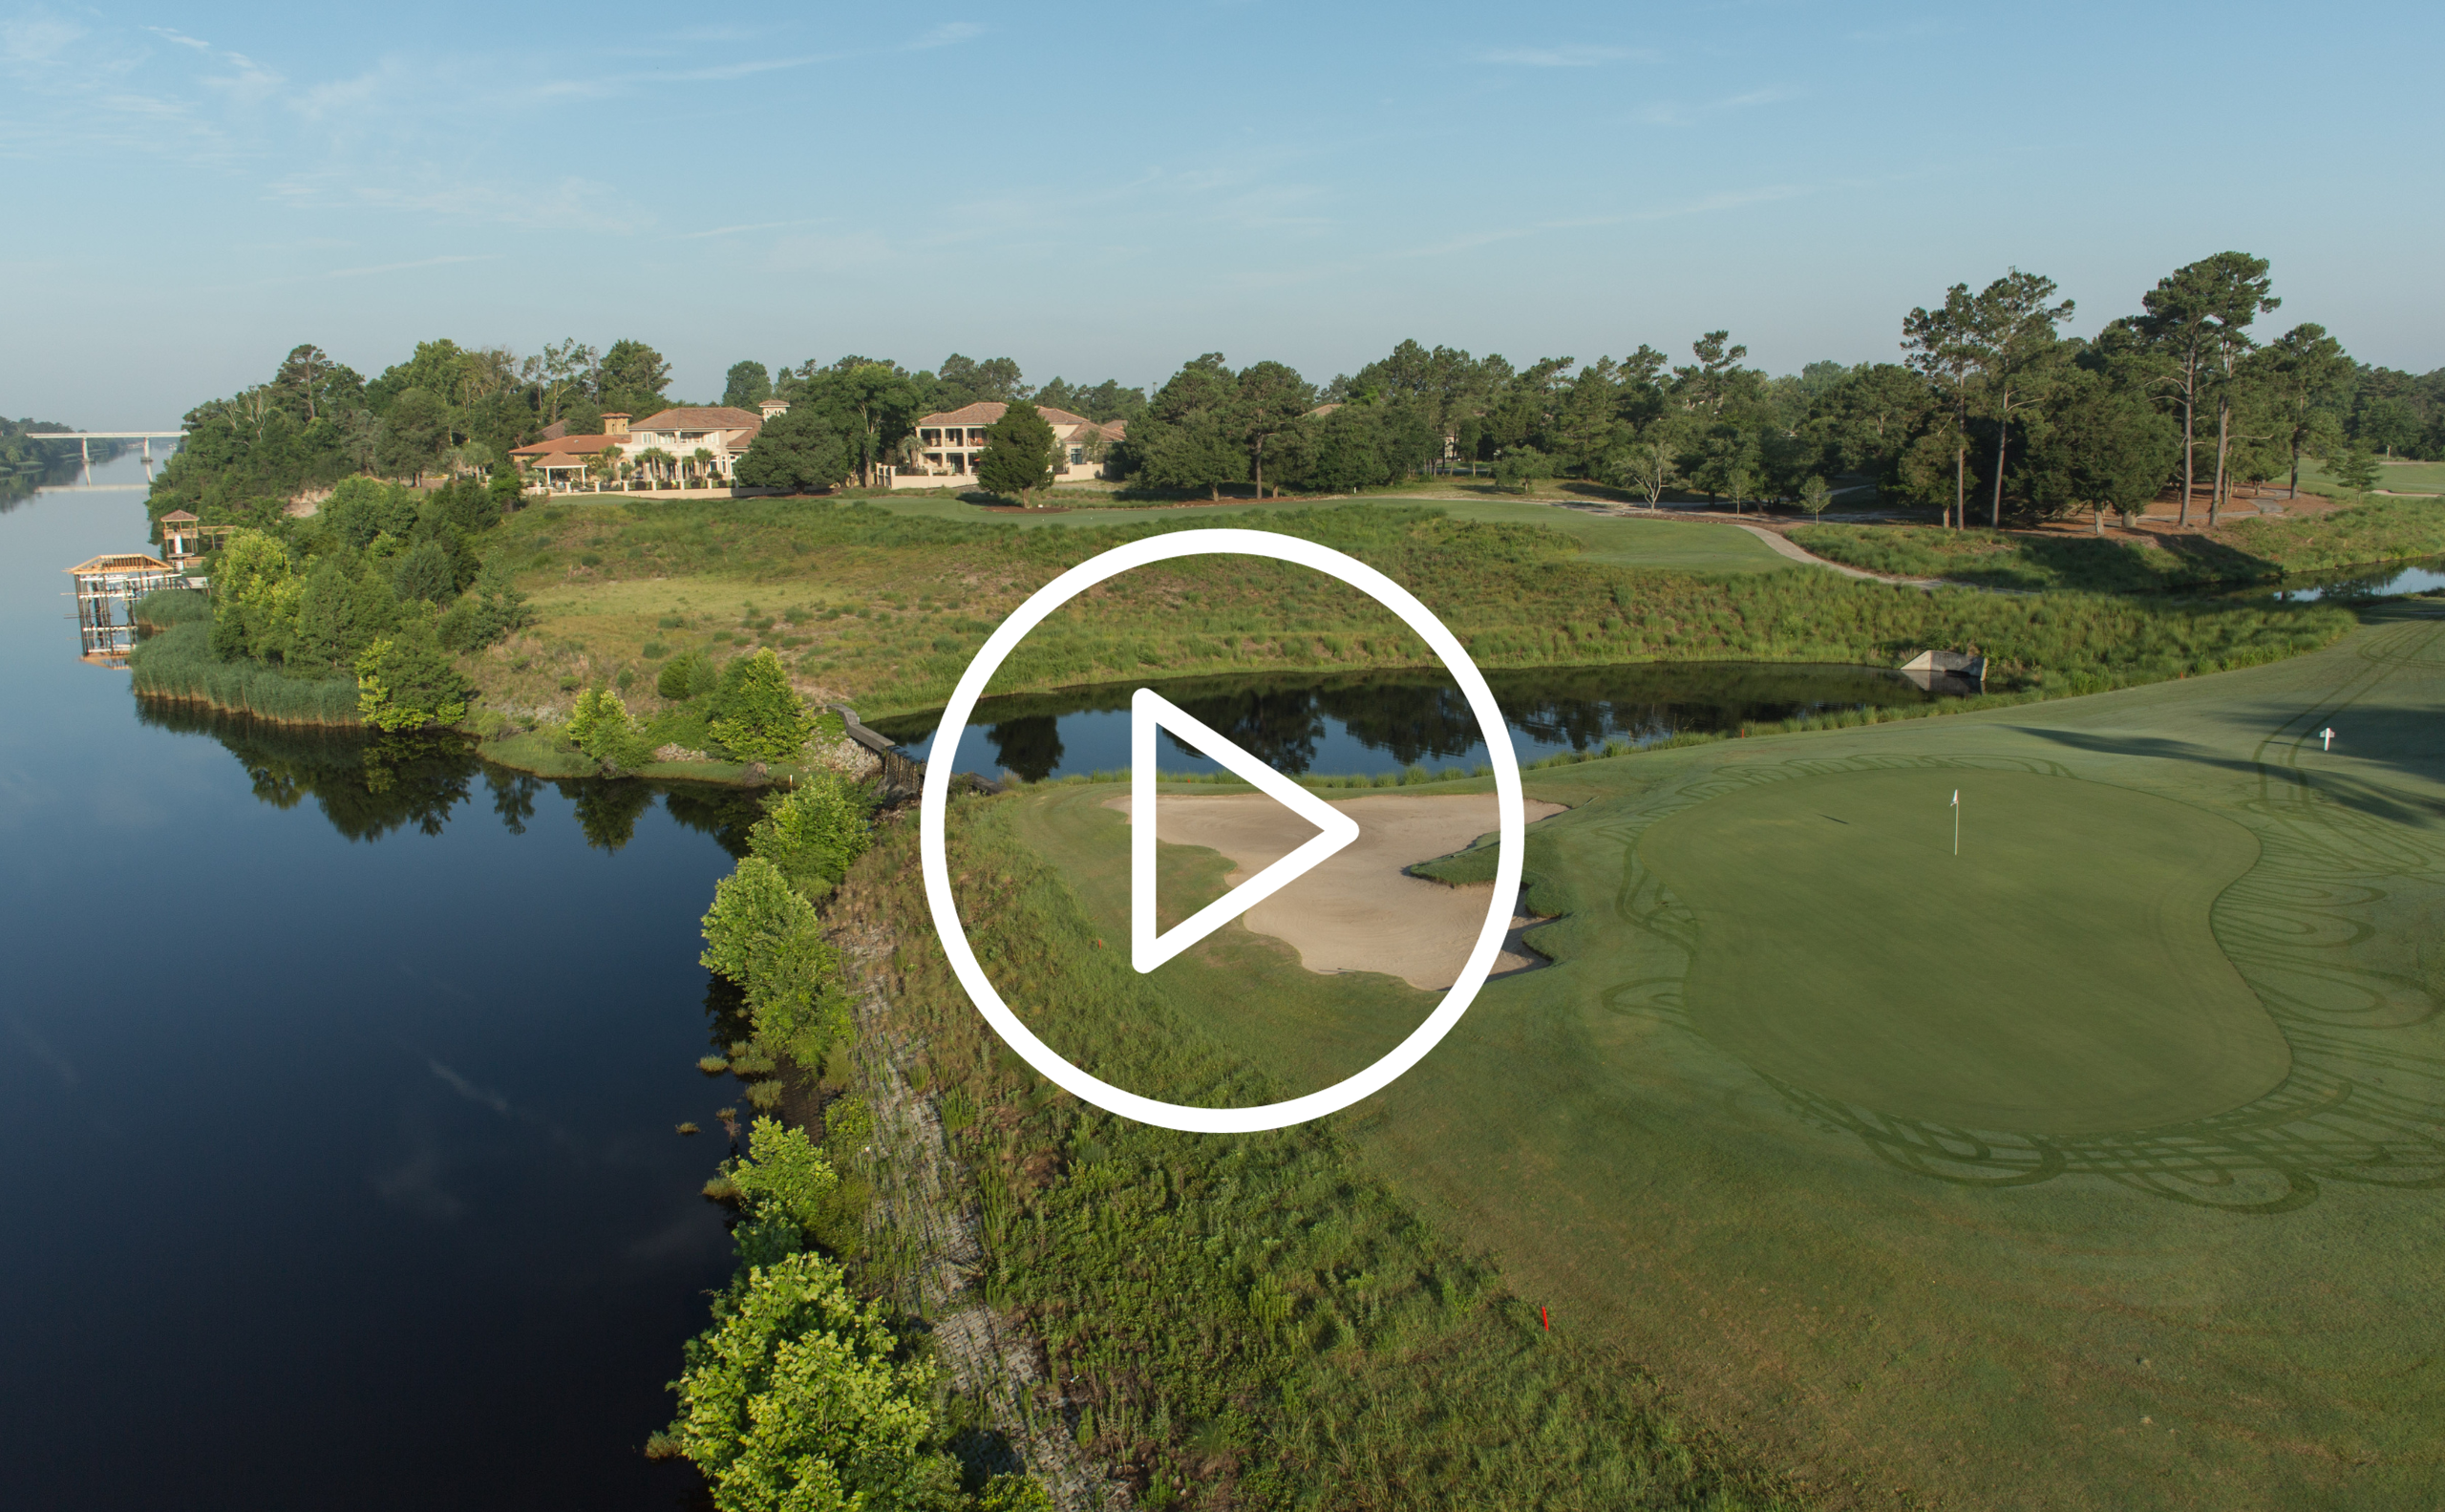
[747,775,873,898]
[661,1249,963,1512]
[710,649,816,763]
[354,621,472,731]
[568,686,653,770]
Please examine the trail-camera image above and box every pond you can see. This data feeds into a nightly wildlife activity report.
[2255,554,2445,604]
[0,456,754,1509]
[872,660,1967,783]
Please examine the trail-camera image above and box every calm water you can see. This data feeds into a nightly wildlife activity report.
[2257,554,2445,603]
[0,457,750,1508]
[876,662,1962,783]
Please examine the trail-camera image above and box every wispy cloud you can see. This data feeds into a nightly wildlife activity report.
[681,217,833,240]
[1636,85,1797,127]
[911,21,984,50]
[1480,43,1648,67]
[327,253,500,279]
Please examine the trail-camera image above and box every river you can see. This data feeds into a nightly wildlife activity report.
[0,456,745,1508]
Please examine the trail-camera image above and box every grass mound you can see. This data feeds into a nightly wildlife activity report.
[1637,767,2284,1134]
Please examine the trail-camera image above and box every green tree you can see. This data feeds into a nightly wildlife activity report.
[725,360,774,411]
[2137,251,2280,526]
[2026,371,2180,533]
[374,388,452,484]
[1967,268,2075,526]
[1228,360,1315,497]
[390,538,456,603]
[568,686,652,770]
[355,621,471,731]
[1491,445,1552,495]
[208,529,303,662]
[2325,442,2381,493]
[598,338,672,417]
[1612,429,1682,507]
[977,399,1058,503]
[736,406,851,494]
[699,858,852,1061]
[1902,285,1982,528]
[1303,405,1390,493]
[749,774,873,899]
[711,650,816,763]
[661,1249,965,1512]
[1799,475,1834,518]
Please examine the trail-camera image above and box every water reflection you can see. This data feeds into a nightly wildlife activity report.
[878,661,1953,783]
[132,700,760,852]
[2253,554,2445,604]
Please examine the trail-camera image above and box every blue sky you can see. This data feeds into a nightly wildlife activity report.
[5,1,2439,425]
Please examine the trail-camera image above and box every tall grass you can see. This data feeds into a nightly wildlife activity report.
[132,588,212,628]
[1796,499,2445,592]
[821,806,1800,1510]
[128,620,360,725]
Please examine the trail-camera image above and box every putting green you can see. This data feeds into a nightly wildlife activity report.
[1638,767,2287,1134]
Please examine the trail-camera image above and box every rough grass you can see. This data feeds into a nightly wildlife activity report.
[481,499,2355,721]
[131,587,212,628]
[128,619,360,725]
[1794,499,2445,592]
[827,802,1802,1511]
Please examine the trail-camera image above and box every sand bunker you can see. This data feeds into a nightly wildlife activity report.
[1108,793,1565,990]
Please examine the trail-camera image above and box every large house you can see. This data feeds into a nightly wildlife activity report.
[511,400,788,491]
[893,403,1124,488]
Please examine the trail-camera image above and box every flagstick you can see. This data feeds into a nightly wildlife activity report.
[1952,789,1960,857]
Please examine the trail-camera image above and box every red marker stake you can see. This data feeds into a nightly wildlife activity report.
[1541,1306,1548,1331]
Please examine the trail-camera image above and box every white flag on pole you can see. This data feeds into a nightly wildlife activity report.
[1951,789,1959,807]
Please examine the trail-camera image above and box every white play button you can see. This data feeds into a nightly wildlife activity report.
[1131,688,1360,973]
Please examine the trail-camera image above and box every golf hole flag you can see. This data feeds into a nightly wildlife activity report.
[1951,788,1960,855]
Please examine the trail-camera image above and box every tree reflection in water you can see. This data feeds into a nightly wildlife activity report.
[135,700,763,852]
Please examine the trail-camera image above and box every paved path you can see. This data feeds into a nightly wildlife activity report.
[1719,521,1942,587]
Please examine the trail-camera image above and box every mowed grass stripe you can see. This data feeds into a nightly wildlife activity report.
[1638,767,2284,1135]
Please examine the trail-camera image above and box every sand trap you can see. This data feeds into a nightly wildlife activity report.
[1108,793,1565,990]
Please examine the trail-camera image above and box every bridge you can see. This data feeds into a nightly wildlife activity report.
[25,430,188,466]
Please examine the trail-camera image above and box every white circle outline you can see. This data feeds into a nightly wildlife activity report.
[919,528,1525,1133]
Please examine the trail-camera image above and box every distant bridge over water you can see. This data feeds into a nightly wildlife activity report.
[24,429,188,486]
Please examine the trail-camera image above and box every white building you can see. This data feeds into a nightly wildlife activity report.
[892,402,1124,489]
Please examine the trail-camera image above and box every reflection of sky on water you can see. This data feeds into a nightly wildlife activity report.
[2264,557,2445,603]
[882,664,1948,783]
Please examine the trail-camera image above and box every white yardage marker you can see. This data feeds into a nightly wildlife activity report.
[2320,726,2336,752]
[1131,690,1360,974]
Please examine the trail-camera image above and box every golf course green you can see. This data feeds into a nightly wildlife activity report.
[1639,766,2283,1134]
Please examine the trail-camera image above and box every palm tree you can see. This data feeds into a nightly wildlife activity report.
[692,447,716,488]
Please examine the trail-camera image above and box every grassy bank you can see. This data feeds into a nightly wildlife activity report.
[478,499,2353,722]
[1792,497,2445,592]
[824,800,1801,1509]
[128,620,360,725]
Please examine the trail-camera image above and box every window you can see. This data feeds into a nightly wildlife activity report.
[1070,447,1084,465]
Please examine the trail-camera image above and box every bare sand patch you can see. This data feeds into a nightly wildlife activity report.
[1108,792,1565,990]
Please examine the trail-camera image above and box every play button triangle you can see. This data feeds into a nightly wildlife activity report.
[1131,688,1361,974]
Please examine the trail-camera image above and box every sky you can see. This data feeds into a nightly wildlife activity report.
[5,0,2440,426]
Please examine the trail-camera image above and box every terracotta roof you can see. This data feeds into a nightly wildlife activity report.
[538,418,570,440]
[159,509,199,522]
[915,401,1010,428]
[1101,418,1127,440]
[630,406,765,432]
[510,433,627,458]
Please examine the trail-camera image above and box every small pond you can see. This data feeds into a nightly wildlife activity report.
[872,661,1967,783]
[2254,555,2445,604]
